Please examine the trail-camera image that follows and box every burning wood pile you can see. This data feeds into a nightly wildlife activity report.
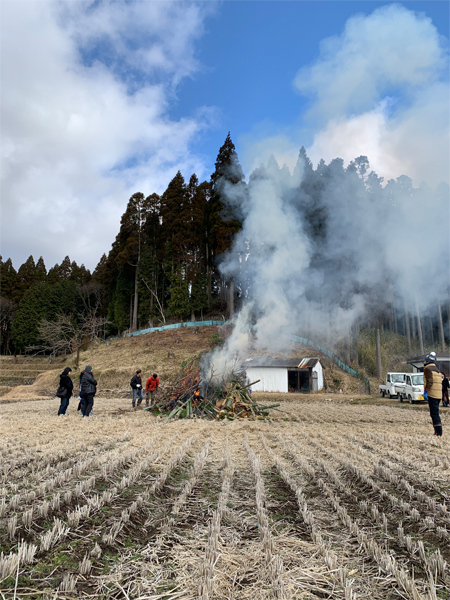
[147,360,280,420]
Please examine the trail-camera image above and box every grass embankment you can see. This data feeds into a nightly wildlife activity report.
[3,325,442,403]
[0,326,221,401]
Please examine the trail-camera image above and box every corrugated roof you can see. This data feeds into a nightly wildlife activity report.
[243,357,320,369]
[407,353,450,364]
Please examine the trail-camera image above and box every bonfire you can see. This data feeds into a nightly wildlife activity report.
[146,359,280,420]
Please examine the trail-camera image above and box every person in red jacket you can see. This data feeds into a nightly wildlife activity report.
[145,373,159,407]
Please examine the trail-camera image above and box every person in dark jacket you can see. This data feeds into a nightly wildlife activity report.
[423,352,443,437]
[442,374,449,407]
[77,369,86,414]
[130,370,143,409]
[57,367,74,416]
[80,365,97,417]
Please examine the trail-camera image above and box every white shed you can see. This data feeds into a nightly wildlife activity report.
[243,357,324,393]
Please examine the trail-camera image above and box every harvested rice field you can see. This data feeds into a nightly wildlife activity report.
[1,395,449,600]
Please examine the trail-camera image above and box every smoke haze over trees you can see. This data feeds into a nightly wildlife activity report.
[1,135,449,378]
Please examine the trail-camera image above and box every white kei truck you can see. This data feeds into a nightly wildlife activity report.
[395,373,424,404]
[379,373,409,399]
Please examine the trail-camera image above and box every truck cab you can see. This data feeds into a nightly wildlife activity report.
[398,373,424,404]
[379,373,408,398]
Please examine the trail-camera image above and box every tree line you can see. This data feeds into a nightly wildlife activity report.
[0,134,244,354]
[1,133,449,374]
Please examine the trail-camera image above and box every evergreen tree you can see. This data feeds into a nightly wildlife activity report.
[58,256,72,280]
[0,257,17,300]
[13,256,37,304]
[167,267,190,319]
[187,178,210,318]
[209,132,245,255]
[35,257,47,283]
[114,192,153,331]
[207,133,245,307]
[0,297,15,354]
[92,254,108,283]
[47,265,61,285]
[190,272,208,320]
[138,246,161,326]
[12,281,79,351]
[70,261,91,285]
[159,171,189,267]
[111,268,134,333]
[47,256,72,284]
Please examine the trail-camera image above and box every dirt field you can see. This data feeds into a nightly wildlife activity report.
[1,394,449,600]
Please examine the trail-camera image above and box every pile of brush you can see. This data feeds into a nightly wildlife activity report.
[213,379,280,420]
[147,362,280,420]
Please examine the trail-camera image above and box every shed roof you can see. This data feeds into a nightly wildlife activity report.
[243,357,320,369]
[407,353,450,366]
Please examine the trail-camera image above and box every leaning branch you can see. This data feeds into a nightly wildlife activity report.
[141,278,166,325]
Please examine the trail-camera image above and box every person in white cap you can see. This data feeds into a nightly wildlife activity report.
[423,352,442,437]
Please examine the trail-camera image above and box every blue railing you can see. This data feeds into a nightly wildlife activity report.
[113,322,369,389]
[290,334,371,392]
[290,335,359,379]
[116,320,223,338]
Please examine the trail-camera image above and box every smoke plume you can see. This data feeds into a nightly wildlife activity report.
[204,152,449,382]
[204,4,449,381]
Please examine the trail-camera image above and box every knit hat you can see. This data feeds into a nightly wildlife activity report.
[424,352,436,364]
[85,365,93,373]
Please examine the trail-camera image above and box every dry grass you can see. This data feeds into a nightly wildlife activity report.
[0,326,220,400]
[1,325,376,402]
[1,392,449,599]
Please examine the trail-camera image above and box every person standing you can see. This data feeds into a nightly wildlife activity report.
[243,370,252,395]
[77,368,86,414]
[442,373,449,408]
[80,366,97,417]
[130,370,144,409]
[423,352,443,437]
[57,367,73,416]
[145,373,159,407]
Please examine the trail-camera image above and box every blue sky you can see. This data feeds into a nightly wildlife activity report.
[172,1,449,174]
[1,0,448,270]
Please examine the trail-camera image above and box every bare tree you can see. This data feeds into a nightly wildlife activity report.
[28,284,109,366]
[34,311,108,367]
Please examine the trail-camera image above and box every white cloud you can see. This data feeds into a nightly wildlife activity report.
[0,0,215,270]
[295,4,446,120]
[243,4,449,187]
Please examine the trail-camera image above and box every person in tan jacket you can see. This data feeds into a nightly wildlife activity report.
[423,352,442,437]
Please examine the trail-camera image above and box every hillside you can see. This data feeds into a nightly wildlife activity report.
[0,325,221,401]
[0,324,375,403]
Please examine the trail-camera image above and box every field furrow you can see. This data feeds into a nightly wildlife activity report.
[1,398,448,599]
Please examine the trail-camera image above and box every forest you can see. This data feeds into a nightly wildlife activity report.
[1,133,449,374]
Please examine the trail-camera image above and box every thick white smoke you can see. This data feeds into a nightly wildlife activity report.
[204,4,449,381]
[203,152,449,382]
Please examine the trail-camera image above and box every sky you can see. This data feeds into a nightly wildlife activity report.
[1,0,449,272]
